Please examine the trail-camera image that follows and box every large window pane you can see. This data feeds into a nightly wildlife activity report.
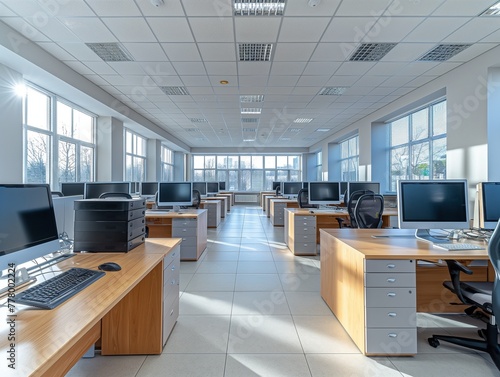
[193,170,204,181]
[205,170,216,181]
[229,170,238,190]
[217,156,227,169]
[26,131,49,183]
[73,109,93,142]
[57,102,72,137]
[433,102,446,136]
[265,156,275,168]
[58,140,76,182]
[277,156,287,169]
[251,170,263,191]
[390,146,409,191]
[26,87,50,130]
[289,170,299,181]
[410,142,429,179]
[80,146,93,181]
[252,156,263,169]
[217,170,227,183]
[205,155,215,169]
[193,155,204,169]
[411,108,428,141]
[277,170,288,181]
[228,156,238,169]
[240,170,251,190]
[240,156,251,169]
[289,155,300,170]
[391,117,408,146]
[433,139,447,179]
[265,170,276,190]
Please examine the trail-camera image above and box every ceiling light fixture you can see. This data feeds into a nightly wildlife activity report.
[293,118,313,123]
[150,0,165,7]
[240,95,265,102]
[241,108,262,114]
[349,43,397,61]
[243,138,256,142]
[316,128,331,132]
[86,43,134,62]
[238,43,273,61]
[308,0,321,7]
[480,1,500,15]
[318,87,347,96]
[220,80,229,85]
[417,44,471,61]
[234,0,286,16]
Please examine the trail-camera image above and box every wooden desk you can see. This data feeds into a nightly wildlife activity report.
[269,199,299,226]
[200,200,221,228]
[219,191,234,206]
[261,192,277,212]
[0,238,181,377]
[284,208,397,254]
[320,228,489,356]
[265,195,281,217]
[145,209,207,260]
[259,191,275,207]
[203,196,228,217]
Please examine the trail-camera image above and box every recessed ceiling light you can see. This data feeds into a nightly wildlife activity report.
[220,80,229,85]
[238,43,273,61]
[279,137,291,141]
[288,128,301,132]
[190,118,208,123]
[240,95,264,103]
[241,118,259,123]
[349,43,397,62]
[234,0,286,16]
[159,86,190,95]
[417,44,471,61]
[318,87,347,96]
[316,128,331,132]
[241,108,262,114]
[242,128,257,132]
[293,118,313,123]
[86,43,134,62]
[243,138,256,142]
[184,128,200,132]
[480,1,500,15]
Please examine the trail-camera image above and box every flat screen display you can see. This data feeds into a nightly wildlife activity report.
[60,182,85,196]
[282,182,302,196]
[193,182,207,196]
[85,182,131,199]
[346,182,380,201]
[308,182,341,205]
[140,182,158,196]
[219,182,226,190]
[207,182,219,194]
[481,182,500,229]
[158,182,193,207]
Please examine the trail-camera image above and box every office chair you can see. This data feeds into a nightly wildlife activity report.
[428,221,500,371]
[336,189,374,228]
[191,189,201,209]
[297,188,318,209]
[353,193,384,228]
[99,192,132,199]
[51,191,64,197]
[275,185,281,196]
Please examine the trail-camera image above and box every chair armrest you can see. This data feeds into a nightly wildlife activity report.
[445,259,473,304]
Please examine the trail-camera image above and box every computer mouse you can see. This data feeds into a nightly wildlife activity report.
[309,210,314,213]
[98,262,122,272]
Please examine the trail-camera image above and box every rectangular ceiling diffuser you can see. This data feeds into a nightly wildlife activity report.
[234,0,286,16]
[349,43,397,61]
[86,43,134,62]
[159,86,190,95]
[418,44,471,61]
[318,87,347,96]
[240,95,265,102]
[238,43,273,61]
[241,118,259,123]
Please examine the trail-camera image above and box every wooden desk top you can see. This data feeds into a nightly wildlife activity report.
[286,208,398,217]
[320,228,488,260]
[145,209,206,218]
[270,198,297,203]
[0,238,180,377]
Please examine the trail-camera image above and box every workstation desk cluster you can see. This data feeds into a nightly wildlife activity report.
[320,228,491,356]
[199,199,221,228]
[0,238,181,377]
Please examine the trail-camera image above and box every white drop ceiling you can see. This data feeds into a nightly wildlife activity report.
[0,0,499,150]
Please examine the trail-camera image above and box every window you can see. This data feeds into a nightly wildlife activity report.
[340,136,359,181]
[315,151,322,181]
[161,145,174,181]
[389,100,446,191]
[192,154,302,191]
[125,130,146,182]
[23,84,96,185]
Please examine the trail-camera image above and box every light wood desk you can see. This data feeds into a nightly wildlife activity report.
[203,196,228,217]
[0,238,181,377]
[259,191,275,207]
[215,193,232,210]
[284,208,398,254]
[261,192,277,212]
[265,195,283,217]
[320,228,489,356]
[269,199,299,226]
[146,209,207,260]
[200,200,221,228]
[219,191,234,206]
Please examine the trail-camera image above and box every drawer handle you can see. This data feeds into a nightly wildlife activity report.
[387,264,396,269]
[388,333,398,338]
[388,312,397,317]
[171,279,176,285]
[387,292,396,297]
[387,278,396,283]
[171,266,176,271]
[170,309,174,316]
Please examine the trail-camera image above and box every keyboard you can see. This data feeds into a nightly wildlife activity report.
[432,243,485,251]
[15,268,105,309]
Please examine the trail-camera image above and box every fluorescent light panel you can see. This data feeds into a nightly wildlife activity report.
[349,43,396,62]
[238,43,273,61]
[234,0,286,16]
[159,86,190,95]
[240,95,265,102]
[418,44,471,61]
[86,43,133,62]
[293,118,313,123]
[241,108,262,114]
[319,87,347,96]
[241,118,259,123]
[481,1,500,15]
[316,128,331,132]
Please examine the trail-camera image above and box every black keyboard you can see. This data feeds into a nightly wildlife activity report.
[15,268,105,309]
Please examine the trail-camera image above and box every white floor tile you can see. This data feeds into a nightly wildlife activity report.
[225,354,311,377]
[285,291,333,316]
[137,354,226,377]
[237,261,277,274]
[238,250,274,261]
[203,251,240,261]
[232,291,290,315]
[197,261,238,274]
[279,273,321,291]
[67,355,146,377]
[306,354,403,377]
[185,274,236,292]
[274,260,319,274]
[180,291,234,315]
[235,274,282,291]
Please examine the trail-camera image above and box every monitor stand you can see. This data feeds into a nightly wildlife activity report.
[414,229,448,244]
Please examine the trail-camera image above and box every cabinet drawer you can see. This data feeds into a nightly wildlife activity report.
[366,328,417,354]
[294,216,316,226]
[365,260,415,273]
[366,288,416,308]
[295,226,316,235]
[295,234,315,242]
[293,242,316,253]
[172,227,197,237]
[365,273,416,288]
[163,298,179,345]
[366,307,416,328]
[172,218,197,228]
[176,236,197,247]
[164,247,180,268]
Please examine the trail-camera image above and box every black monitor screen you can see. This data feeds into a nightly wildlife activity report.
[0,184,58,256]
[85,182,131,199]
[219,182,226,191]
[340,182,348,195]
[347,182,380,199]
[60,182,85,196]
[302,182,309,189]
[283,182,302,196]
[141,182,158,196]
[193,182,207,196]
[308,182,341,204]
[482,182,500,223]
[272,181,281,190]
[158,182,192,206]
[207,182,219,194]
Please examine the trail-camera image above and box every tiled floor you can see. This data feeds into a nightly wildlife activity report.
[68,205,499,377]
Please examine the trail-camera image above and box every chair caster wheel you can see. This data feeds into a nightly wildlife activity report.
[428,337,440,348]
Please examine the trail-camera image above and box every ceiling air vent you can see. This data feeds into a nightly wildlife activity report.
[159,86,190,95]
[242,128,257,132]
[293,118,313,123]
[349,43,396,62]
[238,43,273,61]
[86,43,134,62]
[418,44,471,61]
[318,87,347,96]
[240,95,264,102]
[241,118,259,123]
[241,108,262,114]
[184,128,200,132]
[190,118,208,123]
[234,0,286,16]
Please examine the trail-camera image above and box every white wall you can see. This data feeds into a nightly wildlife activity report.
[96,117,124,181]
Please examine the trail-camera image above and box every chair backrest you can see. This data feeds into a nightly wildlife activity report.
[275,185,281,196]
[488,220,500,316]
[192,189,201,209]
[99,192,132,199]
[347,189,374,228]
[297,188,317,209]
[353,193,384,228]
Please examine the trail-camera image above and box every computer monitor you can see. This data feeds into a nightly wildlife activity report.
[130,181,139,195]
[207,182,219,195]
[475,182,500,230]
[52,195,83,240]
[340,182,348,199]
[157,182,193,207]
[60,182,85,197]
[272,181,281,190]
[84,182,131,199]
[0,184,61,274]
[140,182,158,197]
[346,182,380,201]
[302,181,309,189]
[193,182,207,196]
[397,180,469,243]
[308,181,341,205]
[219,181,226,191]
[282,182,302,198]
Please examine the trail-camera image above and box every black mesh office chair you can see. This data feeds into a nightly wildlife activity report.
[428,221,500,371]
[191,189,201,209]
[353,193,384,228]
[297,188,318,209]
[275,185,281,196]
[99,192,132,199]
[337,189,374,228]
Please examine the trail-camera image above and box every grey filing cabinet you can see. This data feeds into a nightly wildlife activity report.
[163,244,180,345]
[364,259,417,354]
[271,201,287,226]
[172,218,199,260]
[286,214,317,255]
